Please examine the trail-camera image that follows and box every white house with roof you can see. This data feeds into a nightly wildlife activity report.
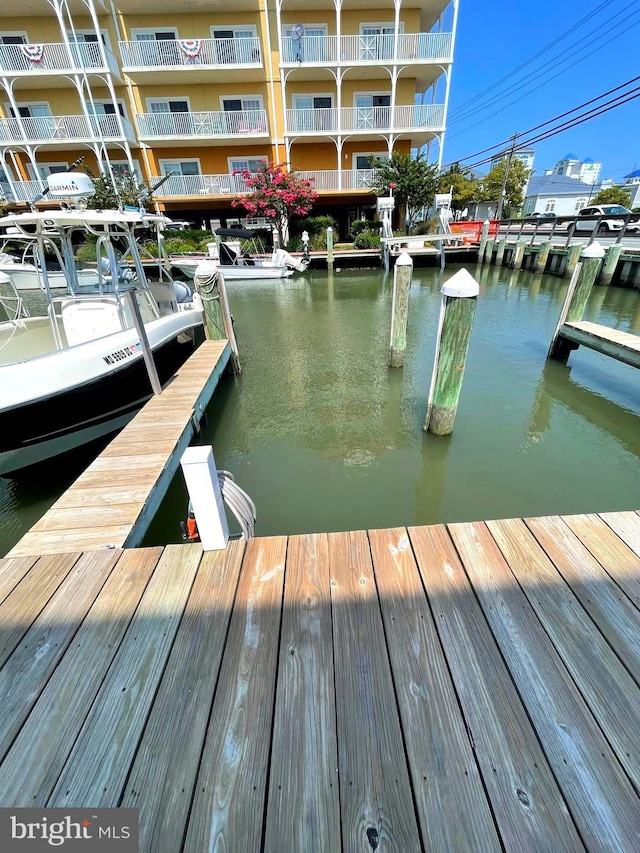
[622,169,640,208]
[522,174,600,216]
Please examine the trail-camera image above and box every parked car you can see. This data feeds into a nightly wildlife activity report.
[574,205,638,233]
[530,212,556,218]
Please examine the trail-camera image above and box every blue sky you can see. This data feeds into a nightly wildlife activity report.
[442,0,640,179]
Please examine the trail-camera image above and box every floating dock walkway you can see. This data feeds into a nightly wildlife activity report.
[558,320,640,368]
[7,339,230,558]
[0,513,639,850]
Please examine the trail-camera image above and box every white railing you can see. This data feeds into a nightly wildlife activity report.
[0,42,120,75]
[136,109,268,138]
[0,180,44,202]
[152,173,249,197]
[0,114,135,143]
[118,37,262,69]
[286,104,444,134]
[296,169,379,191]
[281,32,453,64]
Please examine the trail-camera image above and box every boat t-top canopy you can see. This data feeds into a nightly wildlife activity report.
[0,209,173,238]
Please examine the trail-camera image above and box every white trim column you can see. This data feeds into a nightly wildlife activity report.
[437,0,459,169]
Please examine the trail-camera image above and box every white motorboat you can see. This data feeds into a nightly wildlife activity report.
[170,227,307,280]
[0,247,100,291]
[0,172,204,477]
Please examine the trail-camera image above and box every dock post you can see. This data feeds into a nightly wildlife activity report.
[326,226,334,270]
[601,244,623,286]
[484,237,495,265]
[389,252,413,367]
[424,268,479,435]
[495,239,506,266]
[511,239,526,269]
[180,445,229,551]
[478,220,490,262]
[193,260,225,341]
[125,290,162,396]
[535,241,551,273]
[565,243,582,277]
[549,242,606,361]
[216,269,241,374]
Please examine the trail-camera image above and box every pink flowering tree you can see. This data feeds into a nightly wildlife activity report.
[232,162,318,245]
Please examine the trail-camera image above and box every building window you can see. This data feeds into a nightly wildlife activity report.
[148,99,190,113]
[545,199,556,213]
[575,197,586,211]
[229,157,267,174]
[87,100,125,117]
[221,96,263,112]
[283,25,327,62]
[353,153,388,170]
[159,160,201,177]
[0,33,27,44]
[26,162,69,180]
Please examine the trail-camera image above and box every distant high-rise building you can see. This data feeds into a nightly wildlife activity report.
[490,148,536,172]
[552,154,601,184]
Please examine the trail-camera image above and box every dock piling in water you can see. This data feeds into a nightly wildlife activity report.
[424,268,479,435]
[478,220,490,261]
[535,241,552,273]
[602,245,624,286]
[389,252,413,367]
[326,227,334,270]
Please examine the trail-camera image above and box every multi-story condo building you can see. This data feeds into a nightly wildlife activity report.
[0,0,457,236]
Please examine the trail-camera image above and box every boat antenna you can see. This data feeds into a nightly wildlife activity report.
[136,170,175,212]
[29,156,85,210]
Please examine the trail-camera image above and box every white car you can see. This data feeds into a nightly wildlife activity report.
[574,205,638,233]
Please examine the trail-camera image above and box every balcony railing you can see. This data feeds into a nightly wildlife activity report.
[0,42,120,76]
[0,180,44,202]
[118,37,262,70]
[281,32,452,64]
[152,173,249,197]
[136,110,268,139]
[286,104,444,134]
[296,169,379,191]
[0,114,136,144]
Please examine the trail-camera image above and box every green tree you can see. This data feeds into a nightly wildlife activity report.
[479,158,532,218]
[590,186,632,207]
[438,163,481,214]
[369,152,439,233]
[83,167,148,210]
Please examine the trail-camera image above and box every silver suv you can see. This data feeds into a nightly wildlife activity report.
[574,205,636,232]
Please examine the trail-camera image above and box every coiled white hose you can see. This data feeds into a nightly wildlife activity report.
[217,470,256,539]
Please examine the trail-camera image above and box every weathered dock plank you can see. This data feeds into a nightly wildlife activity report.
[122,541,245,853]
[0,556,38,604]
[48,545,201,807]
[6,339,230,558]
[562,513,640,611]
[368,526,501,851]
[488,517,640,790]
[600,510,640,560]
[560,320,640,368]
[0,548,161,806]
[264,533,340,853]
[328,529,422,853]
[408,524,583,852]
[184,536,287,853]
[450,521,640,851]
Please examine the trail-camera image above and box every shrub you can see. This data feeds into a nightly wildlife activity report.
[74,236,98,262]
[141,239,159,256]
[164,237,198,254]
[287,235,303,252]
[198,237,216,252]
[412,217,440,235]
[334,242,355,250]
[354,230,381,249]
[350,219,381,238]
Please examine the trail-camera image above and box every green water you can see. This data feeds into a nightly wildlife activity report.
[1,264,639,556]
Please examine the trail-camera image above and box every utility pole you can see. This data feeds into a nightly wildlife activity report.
[496,133,518,221]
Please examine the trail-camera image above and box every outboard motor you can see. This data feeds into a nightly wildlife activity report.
[173,280,193,303]
[273,247,308,272]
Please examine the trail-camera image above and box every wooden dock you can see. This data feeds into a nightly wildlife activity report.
[559,320,640,368]
[7,339,230,558]
[0,512,638,851]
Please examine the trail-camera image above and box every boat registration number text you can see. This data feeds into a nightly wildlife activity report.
[104,342,142,365]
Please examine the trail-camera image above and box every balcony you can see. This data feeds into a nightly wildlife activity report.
[0,42,121,85]
[286,105,445,136]
[118,38,263,83]
[0,180,43,203]
[281,32,453,65]
[0,114,137,146]
[136,110,269,144]
[296,169,379,192]
[151,173,249,198]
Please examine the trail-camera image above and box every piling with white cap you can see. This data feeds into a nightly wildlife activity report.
[424,268,480,435]
[389,252,413,367]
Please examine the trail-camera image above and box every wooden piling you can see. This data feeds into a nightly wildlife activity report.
[535,241,551,273]
[565,244,582,277]
[601,244,623,286]
[389,252,413,367]
[326,226,334,270]
[478,220,490,262]
[495,239,506,266]
[216,269,241,374]
[511,239,526,269]
[484,238,495,265]
[424,269,479,435]
[193,261,226,342]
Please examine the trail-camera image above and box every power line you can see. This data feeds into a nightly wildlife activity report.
[448,1,640,136]
[448,0,614,120]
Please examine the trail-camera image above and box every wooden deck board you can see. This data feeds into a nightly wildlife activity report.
[408,524,583,852]
[450,521,640,851]
[600,510,640,560]
[183,536,287,853]
[560,320,640,367]
[121,541,245,853]
[264,534,341,853]
[368,526,501,851]
[328,529,423,853]
[1,510,639,848]
[6,340,230,558]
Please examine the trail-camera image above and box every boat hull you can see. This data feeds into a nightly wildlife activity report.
[170,258,293,279]
[0,331,201,477]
